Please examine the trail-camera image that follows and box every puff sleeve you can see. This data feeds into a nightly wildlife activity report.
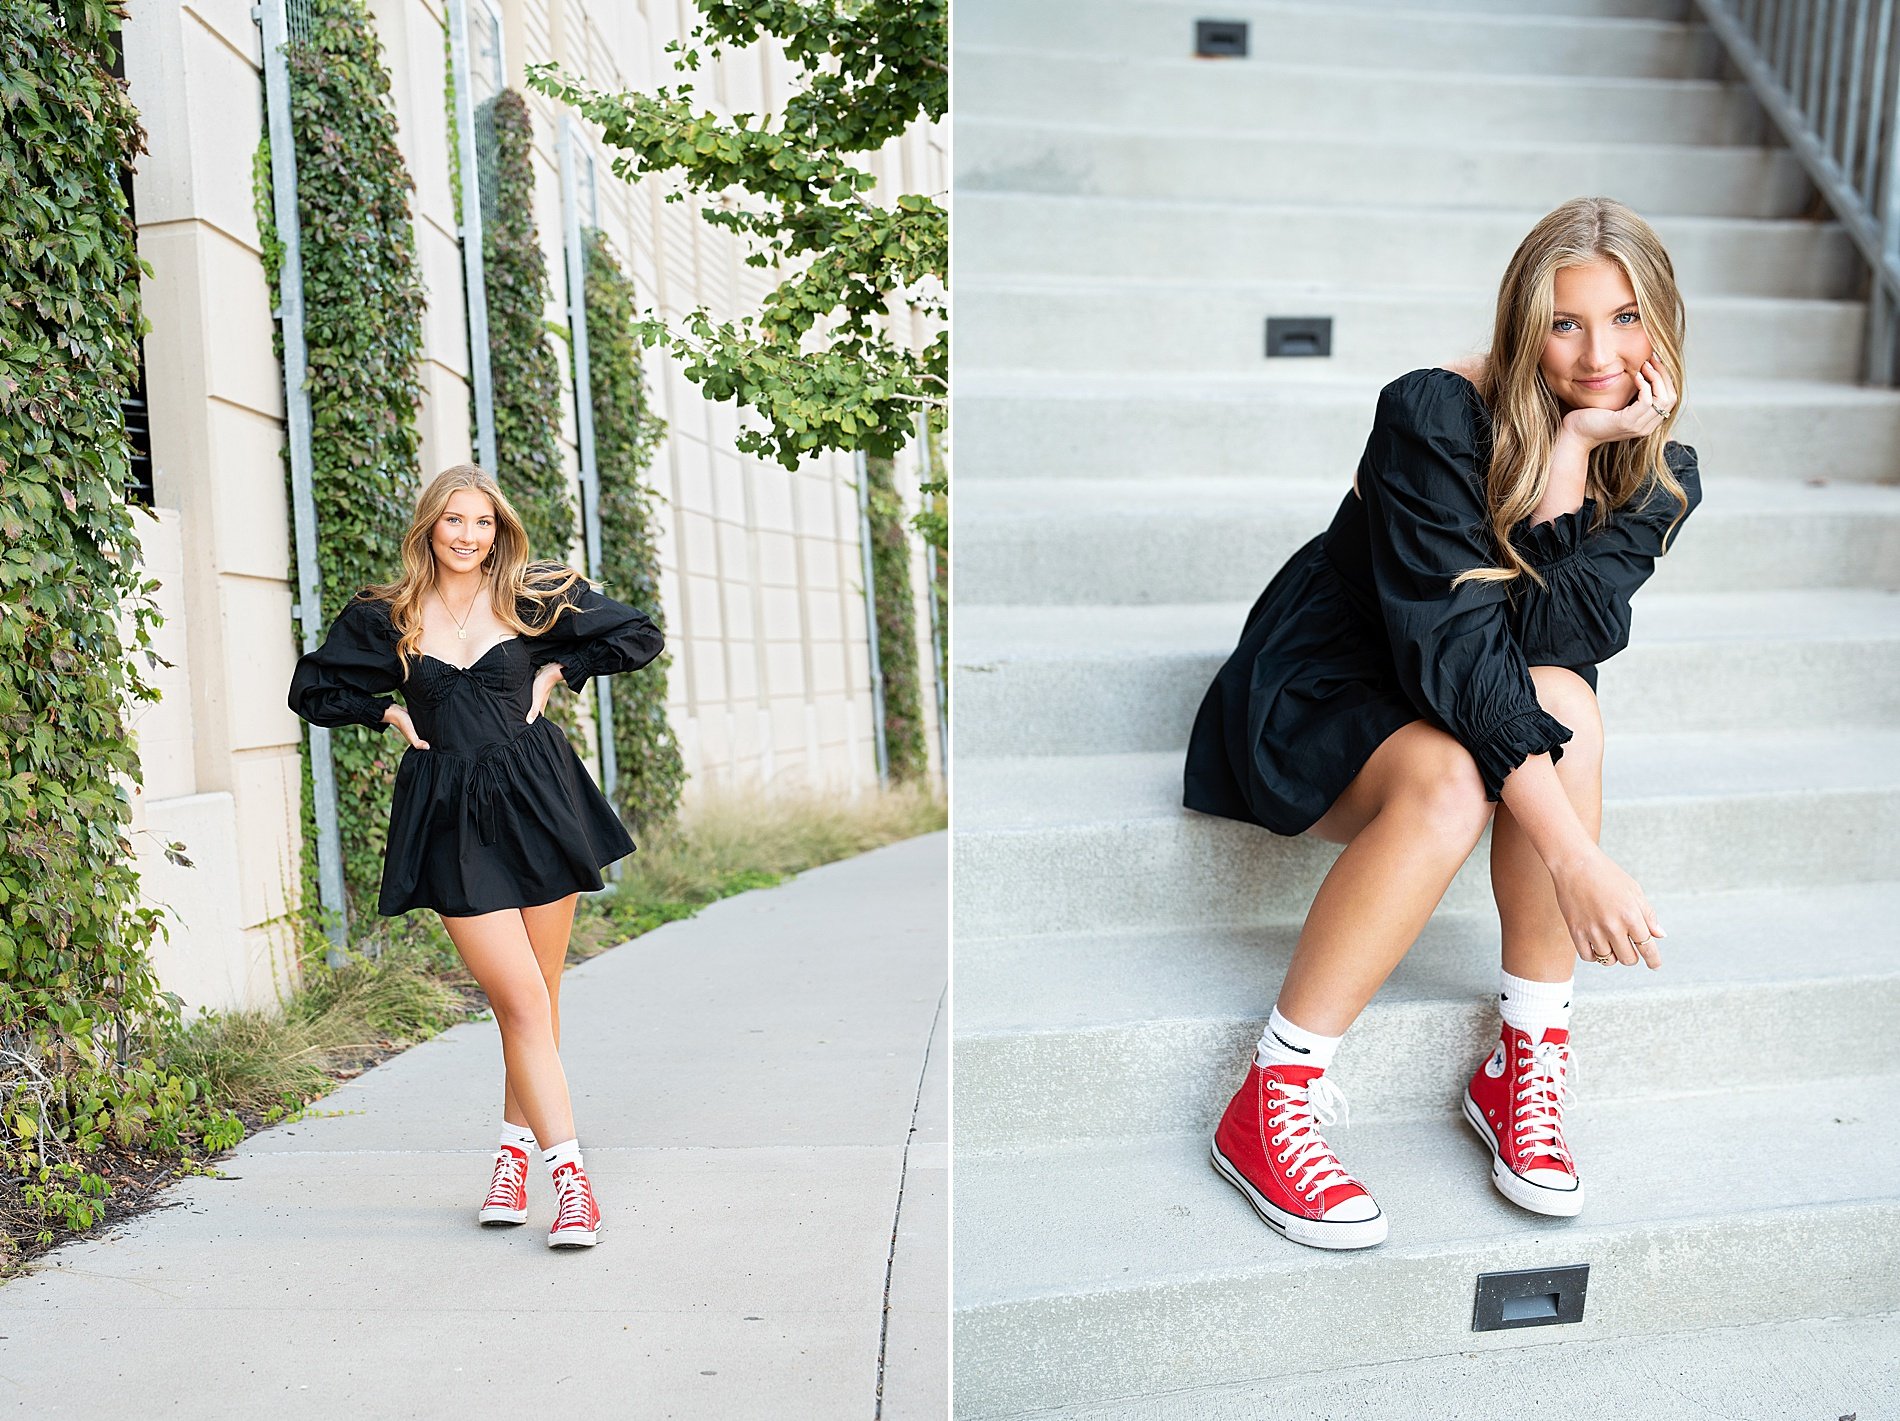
[1358,369,1574,801]
[1506,442,1703,675]
[288,596,401,731]
[524,572,665,693]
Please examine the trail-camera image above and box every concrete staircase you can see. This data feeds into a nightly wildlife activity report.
[952,1,1900,1415]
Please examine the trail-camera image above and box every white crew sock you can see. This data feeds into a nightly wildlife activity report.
[1499,969,1574,1039]
[1254,1004,1343,1072]
[499,1120,538,1154]
[542,1136,584,1180]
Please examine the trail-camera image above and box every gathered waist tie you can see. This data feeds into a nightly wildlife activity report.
[459,722,544,846]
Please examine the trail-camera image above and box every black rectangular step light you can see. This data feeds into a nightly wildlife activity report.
[1472,1264,1590,1332]
[1195,20,1248,57]
[1266,317,1332,358]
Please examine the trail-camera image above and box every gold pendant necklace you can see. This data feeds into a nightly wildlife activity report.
[443,572,485,641]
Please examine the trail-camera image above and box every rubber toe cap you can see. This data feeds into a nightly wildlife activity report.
[1521,1166,1578,1192]
[1318,1193,1381,1223]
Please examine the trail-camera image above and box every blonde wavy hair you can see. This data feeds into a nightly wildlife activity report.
[1451,196,1694,594]
[354,464,596,677]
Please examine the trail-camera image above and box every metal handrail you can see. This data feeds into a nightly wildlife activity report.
[1694,0,1900,382]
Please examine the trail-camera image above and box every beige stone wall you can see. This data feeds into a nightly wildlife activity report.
[121,1,305,1018]
[120,0,944,1016]
[507,0,949,793]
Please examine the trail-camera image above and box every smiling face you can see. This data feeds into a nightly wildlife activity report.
[1538,258,1655,414]
[430,488,498,576]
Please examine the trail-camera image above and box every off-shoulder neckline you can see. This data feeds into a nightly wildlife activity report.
[347,596,528,671]
[420,636,520,673]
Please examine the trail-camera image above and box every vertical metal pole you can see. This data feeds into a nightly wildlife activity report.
[915,415,947,785]
[1873,26,1900,383]
[1844,0,1871,184]
[855,449,890,788]
[559,121,620,854]
[1823,0,1848,156]
[447,0,497,471]
[1861,0,1893,197]
[257,0,347,962]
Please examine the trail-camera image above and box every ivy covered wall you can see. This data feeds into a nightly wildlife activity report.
[1,0,166,1083]
[865,455,927,784]
[0,0,238,1239]
[480,89,573,566]
[254,0,428,921]
[583,228,683,831]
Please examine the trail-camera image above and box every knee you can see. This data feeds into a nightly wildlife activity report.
[1392,729,1495,842]
[1529,666,1603,769]
[491,977,552,1035]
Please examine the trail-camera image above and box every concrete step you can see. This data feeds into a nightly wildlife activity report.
[992,1311,1900,1421]
[953,881,1900,1149]
[952,732,1900,936]
[954,590,1900,756]
[957,49,1764,146]
[956,0,1718,74]
[955,119,1812,216]
[995,1307,1900,1421]
[958,476,1900,605]
[952,372,1900,485]
[955,194,1855,300]
[951,1074,1900,1417]
[961,277,1860,381]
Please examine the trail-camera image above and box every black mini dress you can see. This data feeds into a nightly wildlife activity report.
[1183,366,1703,836]
[288,565,665,916]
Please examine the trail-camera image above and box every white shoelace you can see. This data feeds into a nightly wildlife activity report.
[1513,1037,1581,1166]
[1266,1075,1358,1201]
[552,1168,595,1229]
[485,1150,526,1206]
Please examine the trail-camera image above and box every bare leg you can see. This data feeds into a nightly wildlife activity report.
[439,905,575,1148]
[1284,721,1503,1034]
[1493,668,1604,983]
[502,893,581,1134]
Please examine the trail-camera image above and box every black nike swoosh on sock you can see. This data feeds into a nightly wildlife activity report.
[1270,1030,1311,1055]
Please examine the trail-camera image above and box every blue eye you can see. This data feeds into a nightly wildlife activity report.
[1553,311,1640,333]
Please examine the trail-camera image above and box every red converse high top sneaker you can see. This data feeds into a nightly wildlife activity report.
[478,1144,530,1226]
[1210,1061,1386,1249]
[547,1159,602,1248]
[1463,1021,1583,1217]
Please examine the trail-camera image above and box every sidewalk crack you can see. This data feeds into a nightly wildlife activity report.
[873,982,947,1419]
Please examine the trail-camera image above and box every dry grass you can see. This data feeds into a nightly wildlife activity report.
[161,934,468,1122]
[625,778,942,897]
[574,778,946,949]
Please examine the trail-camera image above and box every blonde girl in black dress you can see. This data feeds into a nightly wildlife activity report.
[1184,197,1701,1249]
[290,465,663,1248]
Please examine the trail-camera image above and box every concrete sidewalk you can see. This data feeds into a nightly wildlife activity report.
[0,832,947,1419]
